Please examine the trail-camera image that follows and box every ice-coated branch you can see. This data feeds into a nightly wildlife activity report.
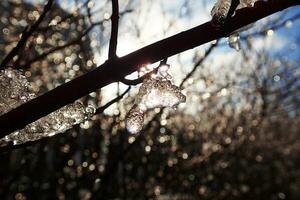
[0,86,129,152]
[0,0,298,138]
[0,68,96,147]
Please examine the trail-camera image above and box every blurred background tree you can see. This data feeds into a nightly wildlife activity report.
[0,0,299,199]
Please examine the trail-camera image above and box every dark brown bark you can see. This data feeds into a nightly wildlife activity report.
[108,0,119,59]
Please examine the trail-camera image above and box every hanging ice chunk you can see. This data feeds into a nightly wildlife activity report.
[136,77,186,111]
[125,105,144,134]
[126,65,186,134]
[0,68,96,147]
[228,33,241,51]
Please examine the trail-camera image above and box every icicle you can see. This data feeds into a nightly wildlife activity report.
[0,68,96,147]
[125,64,186,134]
[228,33,241,51]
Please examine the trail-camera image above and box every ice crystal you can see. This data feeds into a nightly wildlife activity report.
[0,68,95,146]
[126,65,186,134]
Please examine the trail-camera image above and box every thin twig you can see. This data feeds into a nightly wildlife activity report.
[227,0,240,22]
[120,60,169,85]
[108,0,119,59]
[96,86,131,114]
[179,40,219,88]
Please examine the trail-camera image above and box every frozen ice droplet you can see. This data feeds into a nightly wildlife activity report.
[125,106,144,134]
[158,64,171,79]
[228,33,240,51]
[85,104,96,118]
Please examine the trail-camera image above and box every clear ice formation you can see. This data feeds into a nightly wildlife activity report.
[0,68,95,147]
[125,65,186,134]
[211,0,258,51]
[228,33,241,51]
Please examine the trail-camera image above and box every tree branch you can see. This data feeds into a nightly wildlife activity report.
[108,0,119,59]
[227,0,240,21]
[0,0,298,137]
[179,40,219,89]
[95,86,131,114]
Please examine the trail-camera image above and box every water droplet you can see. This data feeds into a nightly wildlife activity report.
[266,29,274,37]
[228,33,240,51]
[285,20,292,28]
[273,75,280,82]
[85,105,96,115]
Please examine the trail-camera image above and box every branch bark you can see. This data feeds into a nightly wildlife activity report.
[108,0,119,59]
[0,0,298,137]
